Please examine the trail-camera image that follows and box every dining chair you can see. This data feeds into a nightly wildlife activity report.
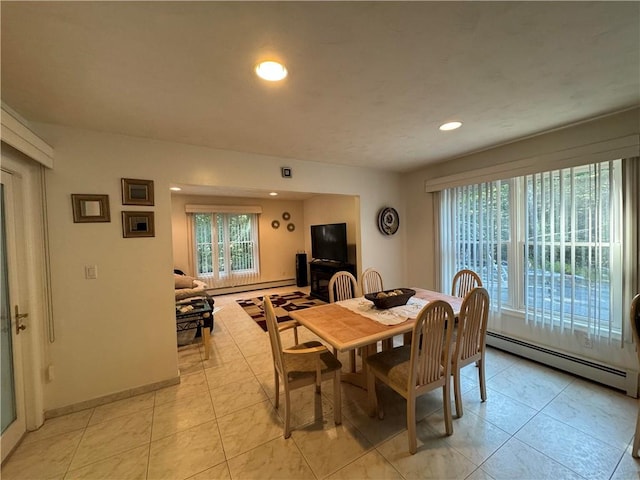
[328,270,360,302]
[360,267,384,295]
[328,270,360,371]
[360,267,396,351]
[264,296,343,439]
[630,293,640,457]
[451,286,490,418]
[365,300,455,454]
[451,269,483,298]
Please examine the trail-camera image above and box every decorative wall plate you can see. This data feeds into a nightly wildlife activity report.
[287,223,296,232]
[282,212,291,220]
[271,220,280,229]
[377,207,399,235]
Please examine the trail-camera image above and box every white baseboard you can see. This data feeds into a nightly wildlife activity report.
[207,279,297,296]
[487,331,638,398]
[43,375,180,420]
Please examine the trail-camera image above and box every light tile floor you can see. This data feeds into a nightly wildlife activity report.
[3,286,640,480]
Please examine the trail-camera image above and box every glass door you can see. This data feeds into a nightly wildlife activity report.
[0,173,26,461]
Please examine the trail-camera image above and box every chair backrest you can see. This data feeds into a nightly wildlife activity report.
[451,269,482,298]
[631,293,640,363]
[360,267,384,295]
[409,300,455,388]
[264,296,285,375]
[328,271,359,303]
[454,287,490,365]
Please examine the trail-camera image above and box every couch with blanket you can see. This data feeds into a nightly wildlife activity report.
[174,270,214,345]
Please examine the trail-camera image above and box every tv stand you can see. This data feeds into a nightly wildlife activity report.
[309,260,356,303]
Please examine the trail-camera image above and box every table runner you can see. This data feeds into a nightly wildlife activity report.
[336,296,428,325]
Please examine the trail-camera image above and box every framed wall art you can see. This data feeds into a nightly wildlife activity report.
[122,211,155,238]
[71,194,111,223]
[121,178,154,206]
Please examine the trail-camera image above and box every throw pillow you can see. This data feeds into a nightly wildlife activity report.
[174,274,195,289]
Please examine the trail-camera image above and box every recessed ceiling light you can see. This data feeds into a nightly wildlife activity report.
[439,121,462,131]
[169,187,182,191]
[269,192,278,196]
[255,61,288,81]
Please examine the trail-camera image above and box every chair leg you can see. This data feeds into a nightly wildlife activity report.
[334,371,342,425]
[407,395,417,454]
[633,405,640,458]
[478,356,487,402]
[284,387,292,439]
[274,371,280,409]
[366,369,378,418]
[443,380,453,436]
[453,368,463,418]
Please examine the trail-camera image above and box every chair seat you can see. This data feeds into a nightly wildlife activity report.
[366,346,412,391]
[284,341,342,382]
[367,346,446,392]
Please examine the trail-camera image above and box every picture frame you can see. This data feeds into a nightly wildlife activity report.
[121,178,154,206]
[122,211,155,238]
[71,194,111,223]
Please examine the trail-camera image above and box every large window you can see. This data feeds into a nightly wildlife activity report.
[193,212,259,283]
[441,159,624,339]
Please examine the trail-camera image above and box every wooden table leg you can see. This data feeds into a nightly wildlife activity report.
[339,343,377,390]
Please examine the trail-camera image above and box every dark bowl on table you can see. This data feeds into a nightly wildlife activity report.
[365,288,416,309]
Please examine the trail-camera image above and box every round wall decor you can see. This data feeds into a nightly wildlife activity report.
[377,207,399,235]
[287,223,296,232]
[282,212,291,220]
[271,220,280,229]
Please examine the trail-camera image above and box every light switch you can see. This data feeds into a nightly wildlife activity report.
[85,265,98,280]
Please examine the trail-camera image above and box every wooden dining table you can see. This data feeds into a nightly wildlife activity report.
[290,287,463,389]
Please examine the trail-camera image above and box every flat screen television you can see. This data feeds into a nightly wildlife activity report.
[311,223,348,263]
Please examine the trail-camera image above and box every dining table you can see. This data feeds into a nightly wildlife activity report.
[290,287,463,390]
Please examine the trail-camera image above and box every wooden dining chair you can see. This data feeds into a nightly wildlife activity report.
[264,296,342,439]
[630,293,640,457]
[451,269,482,298]
[451,286,490,418]
[364,300,455,454]
[360,267,384,295]
[328,270,360,371]
[328,270,360,302]
[360,267,396,351]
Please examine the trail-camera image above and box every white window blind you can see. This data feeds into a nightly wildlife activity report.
[441,159,628,342]
[523,162,622,339]
[188,210,260,289]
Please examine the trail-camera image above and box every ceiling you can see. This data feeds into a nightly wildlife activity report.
[1,2,639,173]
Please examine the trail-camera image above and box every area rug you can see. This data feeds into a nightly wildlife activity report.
[237,291,325,331]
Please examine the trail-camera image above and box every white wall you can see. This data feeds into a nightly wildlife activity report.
[34,123,404,412]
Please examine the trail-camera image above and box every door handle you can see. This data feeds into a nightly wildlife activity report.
[14,305,28,334]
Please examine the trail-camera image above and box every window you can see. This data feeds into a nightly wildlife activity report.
[193,212,260,284]
[441,159,624,339]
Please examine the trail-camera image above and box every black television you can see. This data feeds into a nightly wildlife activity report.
[311,223,348,263]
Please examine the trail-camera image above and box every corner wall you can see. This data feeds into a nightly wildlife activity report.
[33,123,404,412]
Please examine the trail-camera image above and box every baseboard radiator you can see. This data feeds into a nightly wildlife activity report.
[486,331,638,398]
[208,279,297,296]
